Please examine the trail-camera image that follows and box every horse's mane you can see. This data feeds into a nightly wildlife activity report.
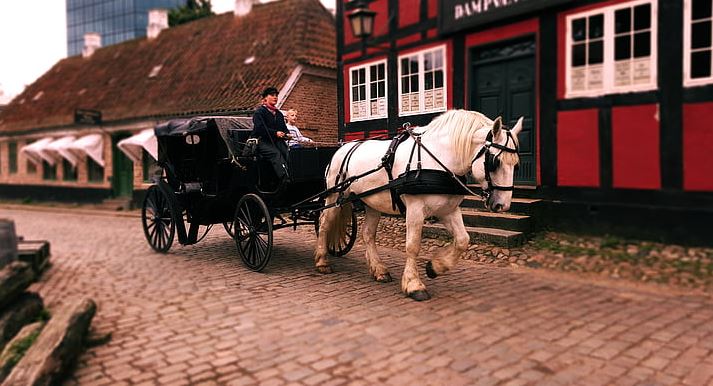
[416,109,495,168]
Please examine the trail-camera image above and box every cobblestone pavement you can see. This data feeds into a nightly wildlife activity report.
[5,207,713,386]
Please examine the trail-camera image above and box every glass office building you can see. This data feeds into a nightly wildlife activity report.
[67,0,185,56]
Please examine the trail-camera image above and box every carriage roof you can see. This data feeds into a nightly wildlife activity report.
[154,116,253,137]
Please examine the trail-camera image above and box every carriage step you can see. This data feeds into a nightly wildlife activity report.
[461,196,543,215]
[461,208,532,232]
[423,223,525,248]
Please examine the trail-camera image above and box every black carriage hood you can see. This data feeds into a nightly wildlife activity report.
[154,116,253,136]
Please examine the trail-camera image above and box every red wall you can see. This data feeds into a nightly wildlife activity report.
[399,0,420,28]
[557,109,600,187]
[683,102,713,191]
[611,104,661,189]
[428,0,437,19]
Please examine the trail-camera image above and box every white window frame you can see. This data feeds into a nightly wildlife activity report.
[565,0,658,98]
[348,59,388,122]
[398,45,448,116]
[684,0,713,86]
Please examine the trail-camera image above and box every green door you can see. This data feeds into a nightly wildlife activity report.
[112,133,134,197]
[470,38,537,185]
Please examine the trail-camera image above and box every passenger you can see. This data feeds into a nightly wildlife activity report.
[284,109,313,148]
[252,87,289,182]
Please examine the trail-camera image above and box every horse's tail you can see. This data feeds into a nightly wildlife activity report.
[326,201,353,252]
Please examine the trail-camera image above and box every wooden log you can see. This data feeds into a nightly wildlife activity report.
[0,321,44,382]
[3,297,96,386]
[16,241,51,275]
[0,262,35,311]
[0,292,43,352]
[0,220,17,269]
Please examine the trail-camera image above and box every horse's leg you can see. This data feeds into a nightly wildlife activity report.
[401,205,430,301]
[425,209,470,278]
[314,199,338,274]
[362,206,391,282]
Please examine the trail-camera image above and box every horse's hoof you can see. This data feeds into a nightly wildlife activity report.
[375,273,392,283]
[316,265,333,274]
[425,261,438,279]
[408,290,431,301]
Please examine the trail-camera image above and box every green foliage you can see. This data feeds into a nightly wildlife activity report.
[169,0,214,27]
[35,309,51,322]
[5,330,41,370]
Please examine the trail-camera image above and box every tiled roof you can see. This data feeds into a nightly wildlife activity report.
[0,0,335,133]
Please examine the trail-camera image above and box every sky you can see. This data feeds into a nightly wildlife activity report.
[0,0,336,104]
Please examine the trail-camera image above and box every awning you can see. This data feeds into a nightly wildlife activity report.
[117,129,157,163]
[67,134,104,167]
[39,136,77,166]
[19,137,54,167]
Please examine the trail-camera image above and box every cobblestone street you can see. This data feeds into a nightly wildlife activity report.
[5,206,713,385]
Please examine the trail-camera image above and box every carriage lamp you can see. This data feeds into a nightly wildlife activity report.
[347,0,376,40]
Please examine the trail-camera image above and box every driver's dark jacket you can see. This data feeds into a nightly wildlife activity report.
[251,105,288,142]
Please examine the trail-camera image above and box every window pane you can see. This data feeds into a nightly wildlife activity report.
[401,58,409,74]
[572,43,586,66]
[378,82,385,97]
[370,65,377,80]
[410,74,419,92]
[435,71,443,88]
[615,8,631,33]
[634,4,651,31]
[692,0,712,20]
[572,18,586,41]
[351,69,358,85]
[402,79,409,94]
[615,35,632,60]
[359,85,366,100]
[589,41,604,64]
[692,21,712,49]
[424,52,432,71]
[378,63,385,79]
[634,31,651,57]
[691,51,712,78]
[63,159,77,181]
[370,83,377,99]
[434,51,443,68]
[358,69,365,83]
[589,14,604,38]
[410,59,418,73]
[425,72,433,90]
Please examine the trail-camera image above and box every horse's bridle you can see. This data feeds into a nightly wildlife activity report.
[471,129,520,194]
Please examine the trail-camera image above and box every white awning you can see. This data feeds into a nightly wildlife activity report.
[67,134,104,167]
[117,129,157,163]
[19,137,54,167]
[39,136,77,166]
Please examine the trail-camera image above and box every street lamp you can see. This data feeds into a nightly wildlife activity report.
[347,0,376,40]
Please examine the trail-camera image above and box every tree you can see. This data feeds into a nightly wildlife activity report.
[168,0,214,27]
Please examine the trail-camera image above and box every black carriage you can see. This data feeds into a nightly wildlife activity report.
[141,116,357,271]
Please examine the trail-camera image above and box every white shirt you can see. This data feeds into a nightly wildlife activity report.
[286,123,313,147]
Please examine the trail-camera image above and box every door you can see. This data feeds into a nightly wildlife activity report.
[112,133,134,197]
[470,37,536,185]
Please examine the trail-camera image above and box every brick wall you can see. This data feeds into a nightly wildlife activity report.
[281,70,338,143]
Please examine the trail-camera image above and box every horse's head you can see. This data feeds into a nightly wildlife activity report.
[471,116,522,212]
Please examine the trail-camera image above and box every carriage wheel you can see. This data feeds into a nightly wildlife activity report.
[223,222,235,238]
[142,185,176,253]
[328,211,358,257]
[234,194,273,272]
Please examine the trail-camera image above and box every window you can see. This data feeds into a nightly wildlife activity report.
[142,150,160,182]
[88,158,104,183]
[42,161,57,180]
[27,160,37,174]
[62,159,77,181]
[350,60,387,121]
[8,142,17,174]
[566,0,657,97]
[398,45,447,115]
[685,0,713,85]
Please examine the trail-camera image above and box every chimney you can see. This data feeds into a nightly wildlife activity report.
[82,33,101,58]
[147,9,169,39]
[234,0,257,17]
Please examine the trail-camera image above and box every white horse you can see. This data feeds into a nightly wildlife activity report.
[315,109,522,301]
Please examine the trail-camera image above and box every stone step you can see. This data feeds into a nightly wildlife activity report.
[462,196,543,215]
[460,208,532,232]
[423,223,525,248]
[95,198,133,211]
[17,240,50,275]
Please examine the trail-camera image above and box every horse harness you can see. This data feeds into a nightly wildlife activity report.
[315,124,518,214]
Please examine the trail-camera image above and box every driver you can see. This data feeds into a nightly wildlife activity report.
[251,87,290,182]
